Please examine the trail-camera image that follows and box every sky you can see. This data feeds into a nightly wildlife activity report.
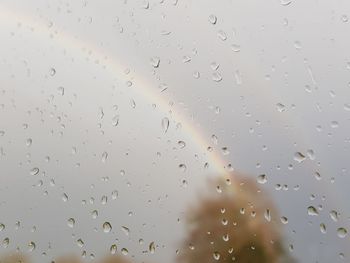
[0,0,350,262]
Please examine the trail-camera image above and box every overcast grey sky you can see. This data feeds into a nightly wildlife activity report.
[0,0,350,262]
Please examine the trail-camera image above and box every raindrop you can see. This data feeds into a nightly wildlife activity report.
[221,147,230,155]
[91,210,98,219]
[77,239,84,247]
[208,14,217,25]
[281,216,288,224]
[179,164,187,172]
[294,41,302,50]
[341,15,348,23]
[217,30,227,41]
[294,152,306,163]
[149,241,155,254]
[103,222,112,233]
[49,68,56,76]
[101,151,108,163]
[178,141,186,149]
[330,210,339,222]
[212,72,222,82]
[67,218,75,228]
[150,57,160,68]
[264,209,271,222]
[57,86,65,96]
[306,149,315,160]
[0,224,4,231]
[30,167,39,176]
[28,241,36,252]
[111,190,118,200]
[62,193,69,202]
[213,251,221,261]
[231,44,241,52]
[121,248,128,255]
[161,117,169,133]
[307,206,318,216]
[280,0,292,6]
[337,228,347,238]
[257,174,267,184]
[3,238,9,248]
[121,226,130,236]
[276,103,286,112]
[26,138,32,147]
[320,223,327,234]
[110,244,117,254]
[210,61,219,70]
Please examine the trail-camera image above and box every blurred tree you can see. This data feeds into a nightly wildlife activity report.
[177,174,295,263]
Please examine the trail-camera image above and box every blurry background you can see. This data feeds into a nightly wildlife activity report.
[0,0,349,262]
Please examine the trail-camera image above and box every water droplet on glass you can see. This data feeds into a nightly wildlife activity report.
[307,206,318,216]
[77,239,84,247]
[103,222,112,233]
[121,226,130,236]
[161,117,169,133]
[101,151,108,163]
[320,223,327,234]
[178,141,186,149]
[26,138,32,147]
[149,241,155,254]
[264,209,271,222]
[110,244,117,254]
[150,57,160,68]
[67,218,75,228]
[341,15,348,22]
[276,103,286,112]
[212,72,222,82]
[121,248,128,255]
[28,241,36,252]
[213,251,221,260]
[330,210,339,222]
[257,174,267,184]
[294,152,306,163]
[337,228,347,238]
[208,14,217,25]
[217,30,227,41]
[91,210,98,219]
[280,0,292,6]
[221,147,229,155]
[57,86,65,96]
[62,193,68,202]
[281,216,288,224]
[49,68,56,76]
[3,238,9,248]
[179,164,187,172]
[30,167,39,176]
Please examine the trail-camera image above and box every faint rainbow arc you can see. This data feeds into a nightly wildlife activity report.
[0,5,236,186]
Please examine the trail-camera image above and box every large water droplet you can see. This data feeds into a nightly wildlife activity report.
[150,57,160,68]
[294,152,306,163]
[149,241,155,254]
[110,244,117,254]
[307,206,318,216]
[103,222,112,233]
[208,14,217,25]
[257,174,267,184]
[28,241,36,252]
[30,167,39,176]
[213,251,221,260]
[161,117,169,133]
[101,151,108,163]
[67,218,75,228]
[337,228,347,238]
